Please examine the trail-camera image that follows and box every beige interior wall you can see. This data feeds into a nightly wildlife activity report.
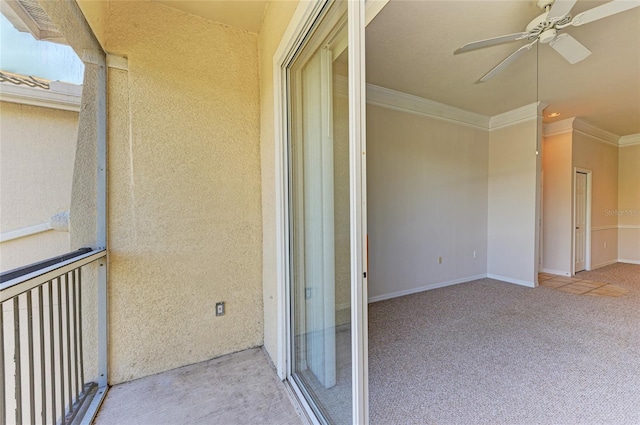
[367,105,489,300]
[0,101,77,271]
[103,1,262,384]
[257,0,300,363]
[542,132,573,275]
[572,131,619,268]
[487,120,539,286]
[618,144,640,263]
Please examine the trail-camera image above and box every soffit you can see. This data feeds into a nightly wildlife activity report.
[152,0,268,34]
[0,0,67,44]
[366,0,640,137]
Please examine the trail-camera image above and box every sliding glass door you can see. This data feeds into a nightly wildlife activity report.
[283,1,367,423]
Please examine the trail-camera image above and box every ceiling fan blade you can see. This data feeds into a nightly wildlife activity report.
[454,32,530,54]
[549,33,592,64]
[547,0,578,21]
[476,40,538,83]
[567,0,640,27]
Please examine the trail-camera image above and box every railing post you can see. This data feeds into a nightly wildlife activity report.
[97,260,107,388]
[96,21,108,393]
[13,297,22,424]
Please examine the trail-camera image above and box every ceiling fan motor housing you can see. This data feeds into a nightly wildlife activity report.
[539,28,557,43]
[526,11,550,34]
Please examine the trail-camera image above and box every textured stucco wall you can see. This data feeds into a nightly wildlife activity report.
[257,0,300,363]
[104,1,263,384]
[0,101,77,271]
[70,63,100,250]
[75,0,108,47]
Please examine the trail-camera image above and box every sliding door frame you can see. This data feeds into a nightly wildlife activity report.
[274,1,387,423]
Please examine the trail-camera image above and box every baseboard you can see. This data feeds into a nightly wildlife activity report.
[368,274,487,303]
[541,268,570,276]
[590,259,618,270]
[486,274,536,288]
[618,259,640,265]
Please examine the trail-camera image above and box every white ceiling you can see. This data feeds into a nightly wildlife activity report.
[366,0,640,136]
[153,0,268,34]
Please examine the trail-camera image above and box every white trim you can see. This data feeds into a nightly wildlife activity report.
[0,81,81,111]
[364,85,546,132]
[365,0,389,25]
[366,83,490,130]
[541,268,571,276]
[619,259,640,265]
[0,223,52,243]
[619,225,640,229]
[573,118,620,146]
[486,274,536,288]
[368,274,487,303]
[348,1,368,422]
[573,128,619,147]
[273,0,324,382]
[591,259,618,270]
[489,103,540,130]
[592,225,619,231]
[543,117,636,148]
[106,54,128,70]
[619,133,640,147]
[543,117,575,137]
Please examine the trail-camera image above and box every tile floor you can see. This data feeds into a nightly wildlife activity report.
[538,273,629,297]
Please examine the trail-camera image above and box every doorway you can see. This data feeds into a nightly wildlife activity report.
[573,168,592,274]
[274,1,369,423]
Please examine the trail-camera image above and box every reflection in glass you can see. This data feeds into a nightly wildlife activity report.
[288,1,352,423]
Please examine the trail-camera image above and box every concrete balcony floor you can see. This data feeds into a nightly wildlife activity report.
[95,348,303,425]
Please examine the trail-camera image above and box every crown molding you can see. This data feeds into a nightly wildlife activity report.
[619,133,640,147]
[543,117,575,136]
[0,80,81,112]
[489,102,543,130]
[366,82,490,130]
[572,118,620,146]
[543,117,626,147]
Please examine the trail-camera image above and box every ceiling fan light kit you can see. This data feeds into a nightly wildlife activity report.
[454,0,640,83]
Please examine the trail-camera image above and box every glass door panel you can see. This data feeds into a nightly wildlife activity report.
[288,2,352,423]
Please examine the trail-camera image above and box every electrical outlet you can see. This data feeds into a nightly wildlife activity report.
[604,242,607,248]
[473,250,477,258]
[216,302,225,316]
[438,256,443,264]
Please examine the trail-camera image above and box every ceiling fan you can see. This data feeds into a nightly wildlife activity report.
[454,0,640,83]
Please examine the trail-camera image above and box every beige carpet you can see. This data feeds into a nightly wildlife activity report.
[368,263,640,424]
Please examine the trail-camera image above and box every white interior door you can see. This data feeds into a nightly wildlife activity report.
[575,171,587,272]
